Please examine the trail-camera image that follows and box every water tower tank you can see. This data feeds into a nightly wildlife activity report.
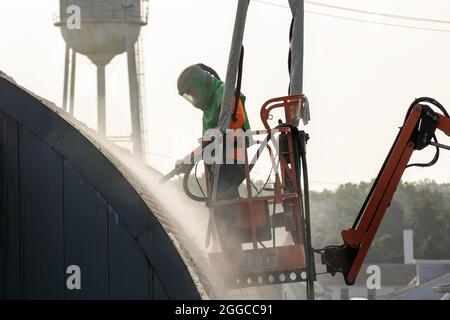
[54,0,149,159]
[55,0,147,66]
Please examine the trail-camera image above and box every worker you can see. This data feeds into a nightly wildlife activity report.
[176,63,251,252]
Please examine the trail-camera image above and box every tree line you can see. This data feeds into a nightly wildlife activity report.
[175,173,450,262]
[310,180,450,262]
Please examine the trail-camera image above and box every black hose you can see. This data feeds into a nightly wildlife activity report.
[407,134,440,168]
[232,46,245,122]
[403,97,448,169]
[183,163,208,202]
[351,127,403,229]
[254,167,273,198]
[198,63,221,81]
[353,97,449,229]
[299,131,316,300]
[195,163,207,197]
[405,97,449,121]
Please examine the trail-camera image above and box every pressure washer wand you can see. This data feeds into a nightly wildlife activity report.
[159,162,185,184]
[159,169,177,184]
[159,140,211,184]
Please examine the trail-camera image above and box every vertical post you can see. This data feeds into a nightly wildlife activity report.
[288,0,304,95]
[367,288,376,300]
[403,229,414,264]
[288,0,305,126]
[127,40,143,159]
[208,0,250,251]
[244,148,257,249]
[290,0,315,301]
[340,288,349,300]
[62,45,70,112]
[69,50,77,116]
[97,64,106,135]
[218,0,250,133]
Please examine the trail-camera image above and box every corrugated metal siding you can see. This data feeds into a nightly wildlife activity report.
[19,126,65,299]
[152,269,169,300]
[0,72,201,300]
[0,119,197,299]
[0,113,20,299]
[108,206,150,299]
[138,228,199,300]
[63,161,110,299]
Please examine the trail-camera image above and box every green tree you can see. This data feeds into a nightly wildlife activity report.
[407,189,450,259]
[365,200,405,263]
[172,174,450,262]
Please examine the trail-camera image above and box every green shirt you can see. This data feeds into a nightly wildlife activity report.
[202,77,251,137]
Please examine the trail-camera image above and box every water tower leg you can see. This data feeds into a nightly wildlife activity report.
[69,50,77,116]
[97,64,106,135]
[126,45,143,159]
[63,45,70,112]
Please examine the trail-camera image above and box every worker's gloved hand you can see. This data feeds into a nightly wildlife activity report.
[174,159,191,174]
[300,96,311,126]
[159,159,192,184]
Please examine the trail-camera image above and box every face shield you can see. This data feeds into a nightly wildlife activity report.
[177,64,214,110]
[182,93,196,105]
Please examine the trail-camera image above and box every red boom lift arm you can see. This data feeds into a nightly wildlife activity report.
[318,97,450,285]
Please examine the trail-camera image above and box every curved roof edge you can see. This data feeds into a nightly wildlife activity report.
[0,71,209,299]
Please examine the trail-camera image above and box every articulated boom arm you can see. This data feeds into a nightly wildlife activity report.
[319,99,450,285]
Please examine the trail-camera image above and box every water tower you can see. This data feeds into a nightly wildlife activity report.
[54,0,149,159]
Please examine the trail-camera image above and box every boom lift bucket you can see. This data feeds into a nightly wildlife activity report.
[160,0,315,297]
[318,98,450,285]
[208,94,315,288]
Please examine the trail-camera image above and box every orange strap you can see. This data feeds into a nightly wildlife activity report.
[228,97,246,161]
[229,97,246,130]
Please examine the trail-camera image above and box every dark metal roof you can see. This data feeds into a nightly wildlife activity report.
[0,71,209,299]
[388,273,450,300]
[317,263,417,287]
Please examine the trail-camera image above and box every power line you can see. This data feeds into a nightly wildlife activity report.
[309,179,340,186]
[253,0,288,9]
[306,9,450,33]
[252,0,450,33]
[306,0,450,25]
[147,151,178,160]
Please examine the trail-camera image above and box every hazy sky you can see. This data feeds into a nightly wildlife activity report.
[1,0,450,190]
